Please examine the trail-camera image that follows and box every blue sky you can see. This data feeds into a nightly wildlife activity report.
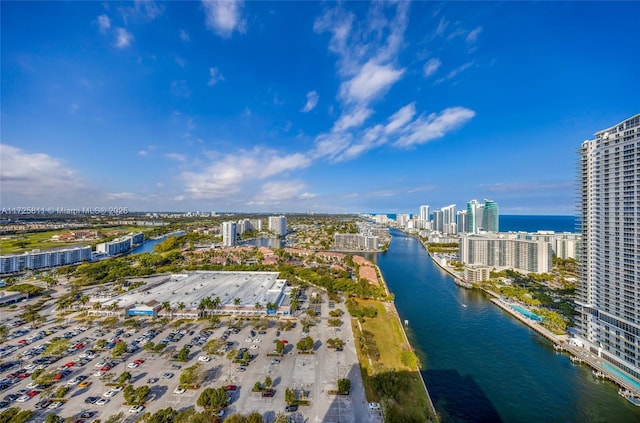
[2,1,639,215]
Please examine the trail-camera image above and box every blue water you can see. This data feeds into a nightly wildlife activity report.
[511,304,543,322]
[128,231,185,255]
[499,215,576,233]
[374,228,640,423]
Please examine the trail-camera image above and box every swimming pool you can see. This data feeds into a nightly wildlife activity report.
[511,304,543,321]
[602,362,640,391]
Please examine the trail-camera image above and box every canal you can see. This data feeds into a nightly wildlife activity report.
[375,229,640,423]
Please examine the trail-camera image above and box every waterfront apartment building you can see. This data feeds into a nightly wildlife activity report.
[441,204,457,234]
[432,210,444,233]
[0,245,92,274]
[459,233,553,274]
[95,232,144,256]
[268,216,287,236]
[221,221,237,247]
[505,231,580,260]
[334,233,379,250]
[576,113,640,380]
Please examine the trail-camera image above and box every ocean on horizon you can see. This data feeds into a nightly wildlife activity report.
[379,214,577,233]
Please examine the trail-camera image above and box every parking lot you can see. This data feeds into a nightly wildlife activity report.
[0,288,381,422]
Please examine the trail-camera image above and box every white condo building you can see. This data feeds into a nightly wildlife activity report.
[221,221,237,247]
[576,113,640,380]
[268,215,287,236]
[1,245,92,274]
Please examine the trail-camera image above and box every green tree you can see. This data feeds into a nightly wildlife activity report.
[44,338,71,356]
[285,388,296,405]
[296,336,314,352]
[178,302,186,314]
[274,413,289,423]
[264,376,272,389]
[145,408,178,423]
[337,378,351,395]
[177,346,190,362]
[118,371,132,384]
[233,297,241,309]
[196,387,228,410]
[111,341,128,358]
[246,413,264,423]
[225,415,247,423]
[96,338,108,349]
[162,301,172,318]
[53,386,69,398]
[275,339,284,355]
[253,381,263,392]
[0,325,8,341]
[45,414,62,423]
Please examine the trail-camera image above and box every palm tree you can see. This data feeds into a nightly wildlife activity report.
[93,302,102,311]
[233,297,241,310]
[162,301,171,318]
[79,295,90,309]
[198,298,208,317]
[254,302,262,315]
[213,296,221,311]
[178,302,186,315]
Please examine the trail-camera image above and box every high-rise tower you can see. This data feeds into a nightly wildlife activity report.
[483,199,499,232]
[577,113,640,379]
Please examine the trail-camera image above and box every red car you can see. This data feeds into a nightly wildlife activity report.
[17,372,30,379]
[133,359,145,364]
[52,373,64,381]
[225,385,237,391]
[74,343,85,349]
[64,362,75,368]
[17,340,27,345]
[100,365,111,372]
[26,390,39,397]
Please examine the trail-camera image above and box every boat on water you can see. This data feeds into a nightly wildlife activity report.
[619,389,640,406]
[626,396,640,406]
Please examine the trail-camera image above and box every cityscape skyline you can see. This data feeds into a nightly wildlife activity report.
[2,1,640,214]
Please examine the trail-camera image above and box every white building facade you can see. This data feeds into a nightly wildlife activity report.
[576,113,640,380]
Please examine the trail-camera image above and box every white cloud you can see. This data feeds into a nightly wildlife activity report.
[119,0,163,23]
[436,62,474,83]
[435,17,449,37]
[208,67,225,86]
[138,150,148,156]
[202,0,246,38]
[179,29,190,41]
[175,56,185,68]
[385,102,415,134]
[301,90,319,113]
[467,26,482,43]
[394,107,476,148]
[312,132,353,160]
[299,192,317,199]
[340,60,404,105]
[0,144,92,204]
[104,192,137,200]
[181,148,310,199]
[332,107,372,132]
[97,14,111,32]
[114,28,133,48]
[255,180,307,202]
[165,153,187,162]
[423,57,441,77]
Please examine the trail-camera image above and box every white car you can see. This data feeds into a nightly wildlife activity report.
[112,385,124,392]
[95,398,109,405]
[67,378,80,386]
[93,371,105,377]
[129,405,145,414]
[95,361,107,368]
[127,362,139,369]
[48,401,62,409]
[253,338,262,343]
[26,382,40,389]
[103,390,116,398]
[245,338,253,343]
[23,363,36,370]
[15,395,30,403]
[197,356,211,362]
[250,344,259,349]
[174,387,186,394]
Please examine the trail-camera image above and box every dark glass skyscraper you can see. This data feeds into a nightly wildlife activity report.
[482,199,499,232]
